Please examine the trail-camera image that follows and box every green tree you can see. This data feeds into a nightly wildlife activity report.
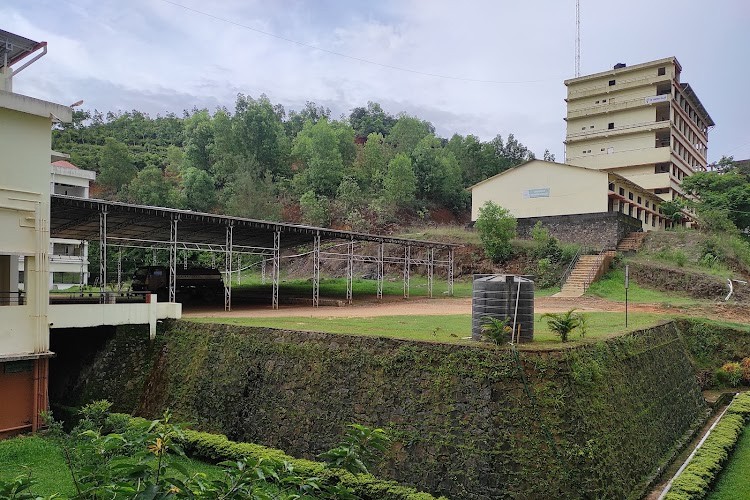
[383,153,416,208]
[292,119,347,197]
[180,167,217,212]
[98,137,137,193]
[385,115,434,155]
[475,201,516,262]
[182,110,214,172]
[682,170,750,232]
[299,190,330,226]
[411,136,465,209]
[224,170,281,221]
[125,166,178,206]
[349,101,396,138]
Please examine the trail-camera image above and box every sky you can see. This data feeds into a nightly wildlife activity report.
[3,0,749,163]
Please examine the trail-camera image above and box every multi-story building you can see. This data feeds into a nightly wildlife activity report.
[564,57,713,202]
[49,161,95,289]
[18,160,96,290]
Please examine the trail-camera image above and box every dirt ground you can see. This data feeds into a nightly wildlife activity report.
[184,295,750,323]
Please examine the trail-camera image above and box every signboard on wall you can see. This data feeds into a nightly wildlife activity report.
[523,188,550,199]
[645,95,669,104]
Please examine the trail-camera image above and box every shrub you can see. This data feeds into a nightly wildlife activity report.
[475,201,516,263]
[480,316,512,345]
[665,392,750,499]
[716,362,743,387]
[541,309,587,342]
[530,222,563,262]
[742,357,750,384]
[319,424,390,475]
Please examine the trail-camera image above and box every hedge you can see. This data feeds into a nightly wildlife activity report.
[665,392,750,500]
[114,414,444,500]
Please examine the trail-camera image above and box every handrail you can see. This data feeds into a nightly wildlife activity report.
[560,247,583,287]
[583,249,614,291]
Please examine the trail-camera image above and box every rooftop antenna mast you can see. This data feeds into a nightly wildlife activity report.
[576,0,581,78]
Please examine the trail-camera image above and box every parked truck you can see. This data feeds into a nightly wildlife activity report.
[131,266,224,301]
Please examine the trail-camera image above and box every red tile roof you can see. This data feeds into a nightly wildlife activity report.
[52,160,79,170]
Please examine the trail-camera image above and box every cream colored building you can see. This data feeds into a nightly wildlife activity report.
[470,160,667,238]
[564,57,713,201]
[1,29,179,437]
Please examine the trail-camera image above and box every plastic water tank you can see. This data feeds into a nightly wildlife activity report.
[472,275,535,343]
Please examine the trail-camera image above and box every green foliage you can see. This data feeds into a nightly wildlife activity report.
[530,222,563,262]
[299,191,331,227]
[540,309,587,342]
[660,199,686,225]
[383,154,417,209]
[475,201,517,263]
[655,248,688,267]
[319,424,390,475]
[682,169,750,233]
[716,362,743,387]
[480,316,511,345]
[665,392,750,500]
[98,137,137,193]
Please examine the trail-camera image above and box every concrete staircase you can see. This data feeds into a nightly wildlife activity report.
[617,231,647,252]
[555,250,617,297]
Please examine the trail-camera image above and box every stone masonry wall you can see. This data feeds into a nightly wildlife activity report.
[59,320,707,499]
[516,211,642,249]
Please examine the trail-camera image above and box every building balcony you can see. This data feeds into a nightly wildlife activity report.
[567,74,671,101]
[566,120,670,143]
[567,147,671,170]
[566,94,672,120]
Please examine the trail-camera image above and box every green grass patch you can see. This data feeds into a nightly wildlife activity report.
[585,268,701,306]
[190,312,665,347]
[0,434,223,497]
[708,424,750,499]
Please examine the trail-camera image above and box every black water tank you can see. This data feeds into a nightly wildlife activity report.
[472,275,535,343]
[614,63,627,69]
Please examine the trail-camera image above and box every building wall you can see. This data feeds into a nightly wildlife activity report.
[470,160,608,221]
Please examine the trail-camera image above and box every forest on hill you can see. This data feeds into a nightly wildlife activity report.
[52,96,549,231]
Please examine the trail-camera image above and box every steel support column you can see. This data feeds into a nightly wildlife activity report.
[261,258,267,284]
[152,246,157,265]
[117,247,122,291]
[237,254,241,284]
[346,239,354,304]
[427,247,434,298]
[312,233,321,308]
[99,210,107,294]
[272,230,280,309]
[168,216,178,303]
[377,242,384,300]
[448,248,454,296]
[183,251,188,270]
[403,245,411,298]
[224,225,233,311]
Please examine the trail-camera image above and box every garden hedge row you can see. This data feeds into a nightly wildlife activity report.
[116,414,444,500]
[665,392,750,500]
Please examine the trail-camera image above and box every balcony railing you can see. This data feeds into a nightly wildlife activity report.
[49,291,150,305]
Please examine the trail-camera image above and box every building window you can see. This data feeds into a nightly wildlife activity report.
[608,183,615,191]
[619,187,625,196]
[658,67,666,76]
[608,122,614,130]
[609,79,616,86]
[628,192,634,201]
[645,213,650,224]
[602,99,607,103]
[645,201,650,208]
[637,196,642,204]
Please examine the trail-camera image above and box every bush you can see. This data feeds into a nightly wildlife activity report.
[665,392,750,499]
[540,309,587,342]
[716,362,743,387]
[116,415,444,500]
[742,357,750,384]
[475,201,516,263]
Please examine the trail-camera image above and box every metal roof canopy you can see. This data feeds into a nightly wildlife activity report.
[0,29,45,69]
[50,195,458,251]
[51,195,458,310]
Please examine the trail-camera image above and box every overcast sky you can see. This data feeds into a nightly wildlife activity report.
[3,0,749,163]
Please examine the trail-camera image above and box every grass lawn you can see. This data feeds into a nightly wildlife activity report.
[190,311,666,348]
[708,424,750,499]
[585,268,702,307]
[0,435,223,497]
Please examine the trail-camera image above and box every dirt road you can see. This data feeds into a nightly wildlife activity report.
[184,295,748,322]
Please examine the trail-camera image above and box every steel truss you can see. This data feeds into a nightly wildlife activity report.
[346,239,354,304]
[224,225,233,311]
[99,210,107,295]
[403,245,411,298]
[168,216,179,303]
[272,230,280,309]
[312,233,320,307]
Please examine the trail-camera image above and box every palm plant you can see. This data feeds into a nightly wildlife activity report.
[541,308,587,342]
